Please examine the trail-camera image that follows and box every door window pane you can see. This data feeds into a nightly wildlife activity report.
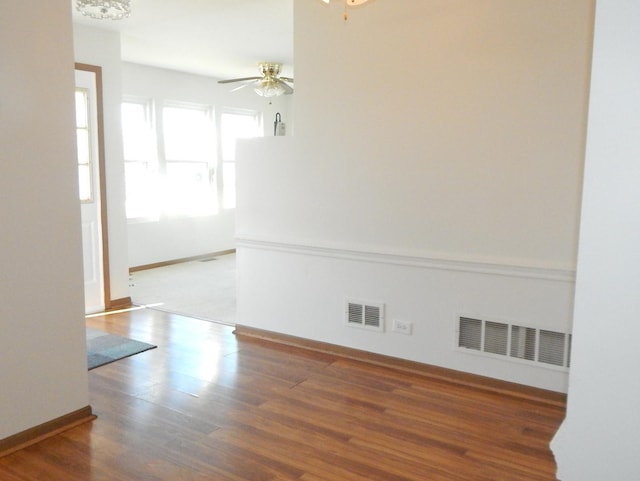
[75,88,93,202]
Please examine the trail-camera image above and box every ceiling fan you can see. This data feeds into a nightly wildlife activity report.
[218,62,294,98]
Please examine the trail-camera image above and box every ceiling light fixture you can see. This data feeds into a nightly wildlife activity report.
[254,79,287,98]
[322,0,371,5]
[321,0,372,21]
[76,0,131,20]
[253,63,292,98]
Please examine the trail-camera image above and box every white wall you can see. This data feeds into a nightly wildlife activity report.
[122,63,293,267]
[552,1,640,479]
[268,0,592,269]
[237,141,576,392]
[236,0,593,392]
[73,25,130,301]
[0,1,89,439]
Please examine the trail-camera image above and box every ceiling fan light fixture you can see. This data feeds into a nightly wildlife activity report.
[76,0,131,20]
[254,80,287,98]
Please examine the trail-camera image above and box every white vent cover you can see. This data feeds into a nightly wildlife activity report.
[457,316,571,369]
[346,300,384,332]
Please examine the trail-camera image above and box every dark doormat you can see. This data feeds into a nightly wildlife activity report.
[86,327,157,370]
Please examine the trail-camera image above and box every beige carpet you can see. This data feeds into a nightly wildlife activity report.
[129,253,236,325]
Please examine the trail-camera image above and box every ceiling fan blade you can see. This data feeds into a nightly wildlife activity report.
[218,76,261,84]
[229,81,258,92]
[280,76,294,83]
[280,81,294,95]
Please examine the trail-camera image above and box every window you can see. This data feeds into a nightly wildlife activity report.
[122,99,158,219]
[121,101,217,219]
[75,88,93,202]
[162,105,217,216]
[220,110,262,209]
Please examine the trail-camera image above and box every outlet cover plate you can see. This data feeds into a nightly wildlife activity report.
[392,320,412,335]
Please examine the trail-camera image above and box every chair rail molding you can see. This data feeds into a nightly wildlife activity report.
[235,237,576,283]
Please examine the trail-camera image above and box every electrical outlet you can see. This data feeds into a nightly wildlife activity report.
[392,319,412,335]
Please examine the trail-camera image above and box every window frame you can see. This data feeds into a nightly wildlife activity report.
[161,101,218,218]
[121,98,220,222]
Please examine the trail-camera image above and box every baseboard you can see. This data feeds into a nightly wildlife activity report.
[130,249,236,273]
[0,406,96,458]
[107,297,132,311]
[234,325,567,409]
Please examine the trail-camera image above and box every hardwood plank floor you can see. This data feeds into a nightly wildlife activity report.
[0,308,565,480]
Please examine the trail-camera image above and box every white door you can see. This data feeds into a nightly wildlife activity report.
[75,69,105,314]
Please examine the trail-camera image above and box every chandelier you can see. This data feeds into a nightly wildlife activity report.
[76,0,131,20]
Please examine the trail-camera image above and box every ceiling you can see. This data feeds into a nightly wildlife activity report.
[71,0,294,80]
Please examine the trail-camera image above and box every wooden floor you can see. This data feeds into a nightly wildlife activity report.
[0,309,565,480]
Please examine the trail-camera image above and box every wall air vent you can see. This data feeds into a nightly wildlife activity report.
[457,316,571,369]
[346,300,384,332]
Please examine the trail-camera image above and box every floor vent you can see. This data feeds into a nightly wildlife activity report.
[457,316,571,369]
[346,300,384,332]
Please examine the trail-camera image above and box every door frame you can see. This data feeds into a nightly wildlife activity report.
[75,62,112,309]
